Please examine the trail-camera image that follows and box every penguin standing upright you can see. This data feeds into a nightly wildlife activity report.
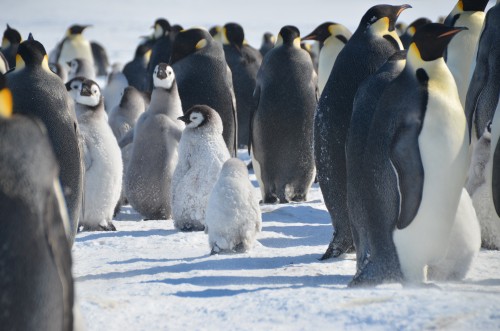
[445,0,489,107]
[251,25,317,203]
[54,25,94,73]
[0,73,75,331]
[103,64,129,112]
[302,22,352,96]
[1,24,22,69]
[123,44,151,91]
[49,62,68,82]
[465,2,500,141]
[125,64,184,220]
[314,4,409,260]
[67,58,96,81]
[75,79,122,231]
[145,18,172,92]
[222,22,262,148]
[108,86,147,141]
[172,105,230,231]
[346,50,407,269]
[399,18,432,49]
[7,34,83,246]
[350,24,469,286]
[259,32,275,57]
[91,41,109,76]
[171,28,238,156]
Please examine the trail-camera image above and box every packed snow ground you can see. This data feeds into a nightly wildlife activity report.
[5,0,500,330]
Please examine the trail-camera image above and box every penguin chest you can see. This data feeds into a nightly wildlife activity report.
[60,38,94,65]
[395,83,469,264]
[318,41,344,94]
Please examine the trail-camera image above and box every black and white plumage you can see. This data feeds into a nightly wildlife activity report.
[67,58,96,81]
[1,24,22,69]
[75,79,122,231]
[53,24,94,73]
[123,44,151,91]
[172,105,230,231]
[205,158,262,254]
[125,64,184,220]
[145,18,172,92]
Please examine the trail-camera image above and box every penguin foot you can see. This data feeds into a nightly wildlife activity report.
[113,202,122,217]
[79,221,117,232]
[291,194,307,202]
[99,222,117,231]
[320,238,354,260]
[178,223,205,232]
[261,195,280,204]
[348,260,402,288]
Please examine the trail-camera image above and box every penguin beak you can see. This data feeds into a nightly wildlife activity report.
[178,114,191,124]
[301,32,317,41]
[81,84,92,97]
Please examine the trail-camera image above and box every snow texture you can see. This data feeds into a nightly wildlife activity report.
[4,0,500,330]
[205,158,262,254]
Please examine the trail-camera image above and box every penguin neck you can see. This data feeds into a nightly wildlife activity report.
[150,86,182,118]
[368,19,403,50]
[407,45,456,92]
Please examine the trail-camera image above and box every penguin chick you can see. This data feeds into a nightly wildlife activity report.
[49,62,68,82]
[67,58,96,81]
[75,79,122,231]
[125,64,184,220]
[103,64,129,112]
[205,158,262,254]
[466,123,492,196]
[108,86,147,141]
[172,105,230,231]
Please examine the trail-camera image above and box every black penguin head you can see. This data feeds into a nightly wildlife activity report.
[2,24,22,48]
[67,58,81,72]
[262,32,275,44]
[223,23,245,48]
[170,24,184,40]
[16,34,49,69]
[359,4,412,32]
[67,24,91,36]
[461,0,489,12]
[0,73,13,118]
[178,104,214,129]
[153,18,171,39]
[76,79,102,108]
[170,28,211,64]
[134,43,152,60]
[276,25,301,48]
[405,17,432,37]
[303,22,335,43]
[410,23,467,62]
[153,63,175,90]
[65,76,85,101]
[209,25,222,38]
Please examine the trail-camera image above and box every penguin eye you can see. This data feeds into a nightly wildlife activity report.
[72,84,78,90]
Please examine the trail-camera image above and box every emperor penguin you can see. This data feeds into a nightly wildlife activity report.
[209,25,224,44]
[465,1,500,142]
[0,52,8,74]
[123,43,152,91]
[205,158,262,254]
[350,24,469,286]
[90,41,109,76]
[445,0,489,108]
[145,18,172,92]
[171,28,238,156]
[67,58,96,81]
[250,25,317,203]
[108,86,147,141]
[399,17,432,49]
[54,24,95,74]
[1,24,22,69]
[65,76,86,102]
[346,50,407,269]
[7,34,84,246]
[302,22,352,96]
[172,105,230,231]
[75,79,122,231]
[125,64,184,220]
[314,4,410,260]
[259,32,275,57]
[222,22,262,148]
[103,64,129,112]
[0,73,75,331]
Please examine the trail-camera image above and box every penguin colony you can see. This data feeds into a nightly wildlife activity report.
[1,0,499,326]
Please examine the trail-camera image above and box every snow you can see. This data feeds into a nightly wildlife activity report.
[4,0,500,330]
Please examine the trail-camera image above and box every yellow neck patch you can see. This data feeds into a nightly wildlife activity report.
[293,37,301,49]
[195,39,207,50]
[0,88,13,118]
[2,38,10,49]
[15,54,25,71]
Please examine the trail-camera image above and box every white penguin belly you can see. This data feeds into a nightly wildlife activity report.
[318,40,344,96]
[393,86,469,283]
[59,37,94,67]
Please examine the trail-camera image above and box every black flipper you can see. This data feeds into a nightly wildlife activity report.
[492,136,500,217]
[248,84,260,155]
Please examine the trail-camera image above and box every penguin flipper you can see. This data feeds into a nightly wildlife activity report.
[390,120,425,230]
[248,85,260,154]
[83,141,93,171]
[118,129,134,148]
[492,136,500,217]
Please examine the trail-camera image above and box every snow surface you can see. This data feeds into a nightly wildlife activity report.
[4,0,500,330]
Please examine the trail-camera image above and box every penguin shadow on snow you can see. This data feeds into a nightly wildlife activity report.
[75,228,176,242]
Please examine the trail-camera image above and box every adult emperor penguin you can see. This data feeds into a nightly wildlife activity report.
[346,50,407,269]
[350,24,469,286]
[1,24,22,69]
[222,22,262,148]
[399,17,432,49]
[91,41,109,76]
[67,58,96,81]
[302,22,352,96]
[314,4,409,260]
[75,79,122,231]
[250,25,317,203]
[0,52,8,74]
[145,18,172,92]
[125,64,184,220]
[54,24,95,73]
[465,1,500,142]
[444,0,489,108]
[171,28,238,156]
[205,158,262,254]
[123,43,151,91]
[259,32,275,57]
[7,34,83,246]
[172,105,230,231]
[0,73,75,331]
